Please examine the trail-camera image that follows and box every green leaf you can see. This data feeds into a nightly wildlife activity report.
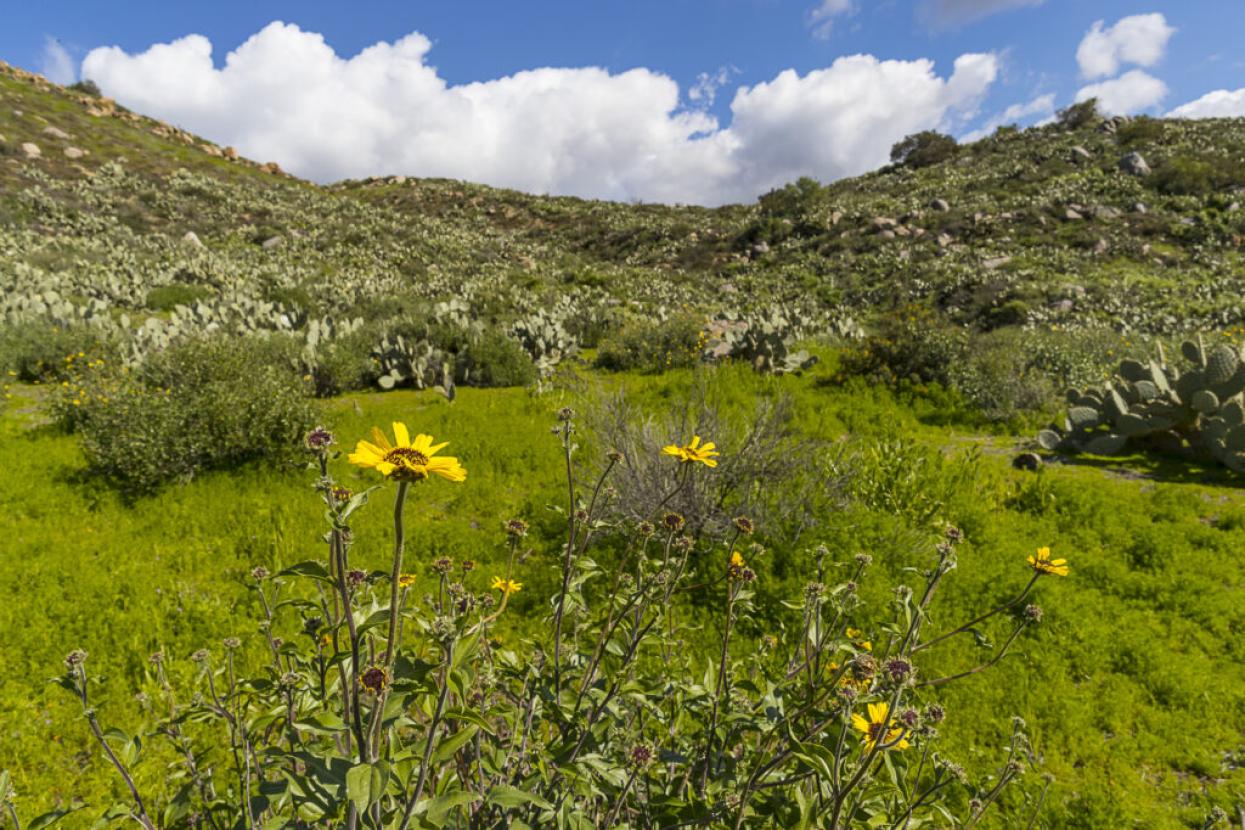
[486,784,552,811]
[345,761,388,813]
[431,725,478,766]
[277,560,332,583]
[424,790,477,825]
[28,805,85,829]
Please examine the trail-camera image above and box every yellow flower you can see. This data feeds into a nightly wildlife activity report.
[1027,546,1069,577]
[661,435,720,467]
[730,550,745,568]
[397,573,417,588]
[348,423,466,483]
[491,576,522,595]
[852,703,909,751]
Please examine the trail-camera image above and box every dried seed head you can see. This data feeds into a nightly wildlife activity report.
[843,580,858,594]
[637,521,655,537]
[279,672,300,690]
[1024,604,1044,623]
[505,519,529,538]
[148,651,164,665]
[629,743,654,768]
[662,512,685,532]
[433,557,454,575]
[331,486,352,504]
[557,407,575,422]
[855,553,873,566]
[674,535,694,552]
[944,525,964,544]
[64,649,88,668]
[924,703,946,724]
[733,516,755,535]
[222,637,241,650]
[574,508,589,523]
[899,707,920,729]
[837,685,859,703]
[849,653,877,682]
[251,566,269,581]
[304,426,334,451]
[885,657,914,684]
[358,666,389,694]
[347,569,367,588]
[607,449,625,463]
[191,648,210,663]
[804,582,826,603]
[461,559,476,572]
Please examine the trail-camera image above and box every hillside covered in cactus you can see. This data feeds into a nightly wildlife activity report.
[3,58,1245,389]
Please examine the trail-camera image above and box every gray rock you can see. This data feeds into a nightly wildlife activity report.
[879,229,896,239]
[1093,205,1122,220]
[1064,208,1083,220]
[182,231,204,248]
[1132,202,1148,214]
[983,256,1012,270]
[1093,238,1109,255]
[20,142,40,158]
[261,236,285,250]
[936,232,953,248]
[63,146,85,159]
[929,198,950,212]
[41,125,70,140]
[1051,299,1075,313]
[1066,284,1087,298]
[751,240,770,256]
[1119,152,1151,177]
[1071,146,1092,161]
[1228,202,1240,213]
[871,217,897,232]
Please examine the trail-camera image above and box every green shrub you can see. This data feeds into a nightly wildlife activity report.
[595,313,704,373]
[0,320,118,381]
[1057,98,1100,130]
[1151,154,1245,196]
[50,336,314,496]
[144,284,216,311]
[890,131,959,168]
[311,326,382,397]
[461,330,537,387]
[836,305,968,387]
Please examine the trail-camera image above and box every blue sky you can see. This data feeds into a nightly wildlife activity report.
[2,1,1243,204]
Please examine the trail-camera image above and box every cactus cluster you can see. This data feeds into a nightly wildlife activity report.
[703,310,818,375]
[509,308,579,375]
[1038,335,1245,471]
[371,334,453,394]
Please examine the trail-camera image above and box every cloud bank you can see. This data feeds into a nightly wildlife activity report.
[1169,87,1245,119]
[1076,69,1168,115]
[81,22,997,205]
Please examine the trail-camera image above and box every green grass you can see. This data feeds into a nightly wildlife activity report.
[3,364,1245,826]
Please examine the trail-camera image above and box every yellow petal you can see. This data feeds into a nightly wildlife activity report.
[702,458,718,468]
[375,461,397,476]
[868,703,887,723]
[370,426,393,451]
[392,422,410,448]
[851,713,870,733]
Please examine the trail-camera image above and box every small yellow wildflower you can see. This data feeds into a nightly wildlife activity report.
[348,422,466,483]
[661,435,720,467]
[397,573,417,588]
[491,576,523,595]
[852,702,909,751]
[1027,546,1069,577]
[730,550,745,568]
[846,628,872,652]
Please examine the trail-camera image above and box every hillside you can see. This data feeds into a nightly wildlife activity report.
[4,58,1245,353]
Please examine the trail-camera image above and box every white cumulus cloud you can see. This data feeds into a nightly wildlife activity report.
[81,22,998,205]
[39,37,76,85]
[1075,69,1168,116]
[1168,88,1245,119]
[1076,13,1174,79]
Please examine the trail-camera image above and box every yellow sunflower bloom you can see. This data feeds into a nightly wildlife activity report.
[1027,546,1069,577]
[661,435,720,467]
[348,422,466,483]
[730,550,746,568]
[852,702,909,751]
[491,576,523,595]
[397,573,417,588]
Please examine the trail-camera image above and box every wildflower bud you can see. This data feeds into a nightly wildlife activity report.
[629,743,654,768]
[574,508,589,523]
[674,535,694,552]
[331,486,352,504]
[251,566,269,581]
[899,707,920,729]
[505,519,529,538]
[935,540,954,557]
[1007,760,1026,776]
[662,512,685,532]
[969,799,983,814]
[938,759,967,783]
[279,672,300,690]
[433,557,454,575]
[347,569,367,588]
[637,521,655,537]
[303,616,323,636]
[222,637,241,650]
[740,567,757,583]
[447,582,466,598]
[607,449,625,463]
[944,525,964,544]
[272,637,284,649]
[924,703,946,724]
[804,582,826,603]
[1209,807,1228,824]
[304,426,334,451]
[191,648,210,663]
[431,616,456,644]
[149,651,164,665]
[855,553,873,566]
[480,593,496,609]
[837,685,859,703]
[761,634,778,651]
[733,516,755,535]
[748,541,764,556]
[849,653,877,682]
[844,581,858,594]
[1023,604,1044,623]
[1012,716,1028,730]
[885,657,914,685]
[64,649,88,668]
[461,559,476,572]
[557,407,575,422]
[358,666,389,694]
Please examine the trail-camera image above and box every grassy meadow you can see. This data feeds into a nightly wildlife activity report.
[3,359,1244,827]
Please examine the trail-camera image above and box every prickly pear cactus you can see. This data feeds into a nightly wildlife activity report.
[1037,336,1245,472]
[703,308,819,375]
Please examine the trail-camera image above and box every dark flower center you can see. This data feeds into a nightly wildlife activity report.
[385,447,430,479]
[868,721,888,742]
